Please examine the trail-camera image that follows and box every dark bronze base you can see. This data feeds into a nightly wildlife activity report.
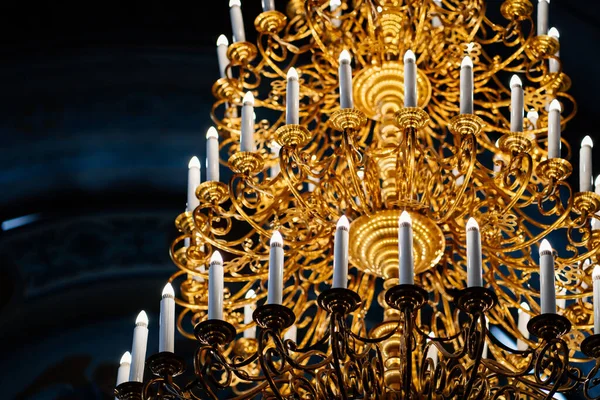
[527,313,571,341]
[146,352,186,378]
[194,319,237,346]
[455,287,498,314]
[115,381,143,400]
[581,334,600,358]
[253,304,296,331]
[385,284,428,312]
[318,288,362,315]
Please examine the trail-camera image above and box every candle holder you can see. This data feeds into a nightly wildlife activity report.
[448,114,485,137]
[254,10,287,34]
[330,108,367,131]
[500,0,533,21]
[527,313,571,341]
[226,42,258,65]
[194,319,237,346]
[581,334,600,359]
[212,77,242,100]
[455,287,498,314]
[228,152,265,175]
[384,284,428,312]
[541,72,571,94]
[497,132,536,154]
[196,181,229,204]
[573,192,600,216]
[394,107,430,130]
[253,304,296,331]
[114,382,143,400]
[146,352,186,378]
[175,211,195,236]
[525,35,560,61]
[275,124,311,147]
[318,288,362,315]
[535,158,572,182]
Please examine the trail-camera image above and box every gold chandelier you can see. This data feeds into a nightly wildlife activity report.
[113,0,600,399]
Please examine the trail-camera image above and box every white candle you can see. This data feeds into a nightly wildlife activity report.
[516,302,531,351]
[240,92,255,152]
[267,231,285,305]
[547,99,561,159]
[208,251,224,320]
[286,67,300,125]
[261,0,275,12]
[580,136,594,193]
[115,351,132,394]
[206,127,220,182]
[539,239,556,314]
[338,50,353,109]
[510,75,524,132]
[284,325,298,342]
[270,141,281,178]
[527,110,539,130]
[548,27,560,73]
[453,168,464,186]
[404,50,417,108]
[243,289,256,339]
[466,218,483,287]
[426,335,438,367]
[159,283,175,353]
[187,156,201,212]
[556,287,566,310]
[192,262,206,283]
[482,318,489,359]
[330,0,342,28]
[398,211,414,285]
[595,176,600,194]
[537,0,550,37]
[129,311,149,382]
[460,56,474,114]
[332,216,350,288]
[431,0,443,28]
[229,0,246,43]
[594,265,600,334]
[216,35,230,79]
[582,259,592,289]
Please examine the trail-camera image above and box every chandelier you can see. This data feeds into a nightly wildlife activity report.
[113,0,600,398]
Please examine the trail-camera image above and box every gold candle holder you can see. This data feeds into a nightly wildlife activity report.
[500,0,533,21]
[254,11,287,34]
[535,158,572,182]
[228,152,265,175]
[497,132,535,154]
[275,124,311,147]
[330,108,367,131]
[175,211,195,235]
[212,78,241,100]
[196,181,229,204]
[525,35,560,60]
[573,192,600,216]
[394,107,429,130]
[448,114,484,136]
[227,42,258,65]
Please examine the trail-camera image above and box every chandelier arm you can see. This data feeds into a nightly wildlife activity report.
[463,311,488,398]
[341,128,370,214]
[330,315,350,400]
[583,361,600,400]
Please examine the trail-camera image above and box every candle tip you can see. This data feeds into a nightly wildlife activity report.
[216,34,229,47]
[548,27,559,39]
[466,217,479,231]
[287,67,298,81]
[339,49,351,63]
[527,110,539,121]
[539,239,552,254]
[399,210,412,225]
[594,265,600,280]
[519,301,530,311]
[510,75,522,88]
[188,156,200,169]
[595,175,600,187]
[461,55,473,68]
[549,99,562,112]
[210,251,223,265]
[271,230,284,246]
[585,258,592,268]
[404,49,416,62]
[162,282,175,297]
[337,215,350,230]
[206,126,219,139]
[538,0,549,3]
[120,351,132,365]
[330,0,342,9]
[245,289,256,299]
[582,135,593,148]
[136,310,149,326]
[229,0,241,7]
[243,91,255,105]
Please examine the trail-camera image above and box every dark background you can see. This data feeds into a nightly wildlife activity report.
[0,1,597,398]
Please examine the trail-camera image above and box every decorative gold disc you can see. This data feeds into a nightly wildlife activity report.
[275,124,311,147]
[228,152,265,175]
[535,158,572,182]
[254,11,287,33]
[448,114,485,136]
[348,210,445,279]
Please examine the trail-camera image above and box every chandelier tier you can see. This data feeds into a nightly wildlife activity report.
[113,0,600,399]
